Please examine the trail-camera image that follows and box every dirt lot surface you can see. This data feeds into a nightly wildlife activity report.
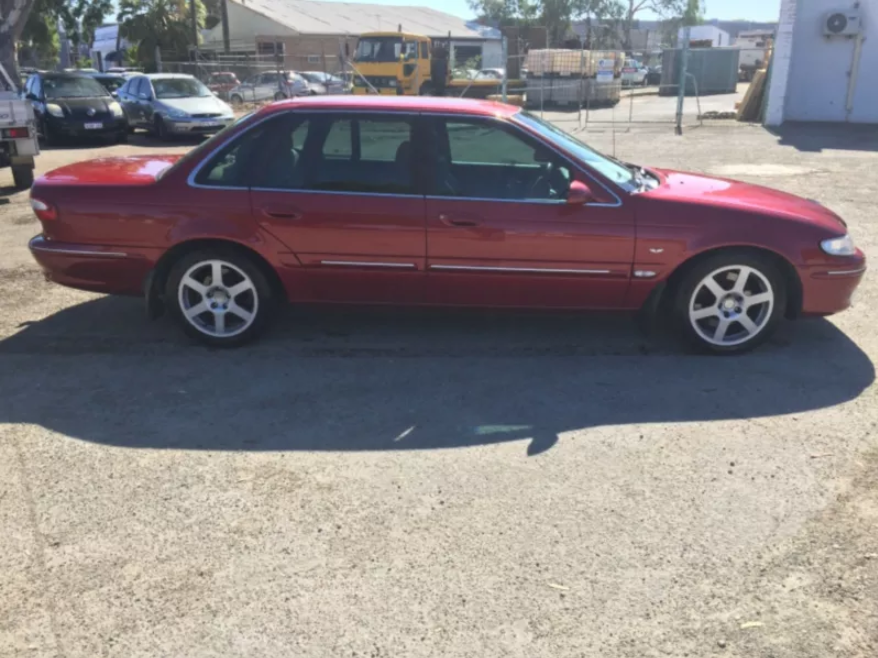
[1,123,876,658]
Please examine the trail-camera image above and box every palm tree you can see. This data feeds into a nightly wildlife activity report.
[117,0,204,71]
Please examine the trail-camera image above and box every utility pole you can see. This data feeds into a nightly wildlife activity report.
[189,0,198,64]
[220,0,231,54]
[675,26,690,135]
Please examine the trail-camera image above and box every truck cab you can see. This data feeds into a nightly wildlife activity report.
[351,32,436,96]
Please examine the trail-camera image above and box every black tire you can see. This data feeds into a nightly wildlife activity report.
[165,248,276,348]
[230,94,244,108]
[40,119,58,147]
[672,251,787,355]
[274,91,287,101]
[116,131,128,144]
[12,166,34,190]
[154,115,170,141]
[419,83,434,96]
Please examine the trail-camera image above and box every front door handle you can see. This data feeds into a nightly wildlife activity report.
[262,207,303,220]
[439,213,481,228]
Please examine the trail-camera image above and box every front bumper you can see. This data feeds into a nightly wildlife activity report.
[164,116,235,134]
[800,252,867,316]
[29,235,161,296]
[48,116,127,138]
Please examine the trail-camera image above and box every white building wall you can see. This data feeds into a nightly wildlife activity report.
[768,0,878,124]
[202,2,297,46]
[678,25,731,46]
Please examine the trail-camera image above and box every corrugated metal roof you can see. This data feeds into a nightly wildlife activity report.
[231,0,499,39]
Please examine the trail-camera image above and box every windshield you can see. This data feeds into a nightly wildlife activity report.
[153,77,211,99]
[512,111,636,188]
[354,37,403,63]
[95,77,127,93]
[43,77,109,99]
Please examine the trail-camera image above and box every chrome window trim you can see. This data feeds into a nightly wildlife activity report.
[186,107,623,208]
[429,264,612,275]
[320,260,417,269]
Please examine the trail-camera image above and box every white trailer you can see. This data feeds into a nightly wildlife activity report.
[0,64,39,190]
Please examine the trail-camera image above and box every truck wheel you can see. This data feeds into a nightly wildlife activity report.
[419,83,434,96]
[12,166,34,190]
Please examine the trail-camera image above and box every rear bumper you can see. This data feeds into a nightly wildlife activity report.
[29,235,161,296]
[800,256,866,316]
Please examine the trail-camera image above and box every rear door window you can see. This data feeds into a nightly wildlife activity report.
[254,113,418,195]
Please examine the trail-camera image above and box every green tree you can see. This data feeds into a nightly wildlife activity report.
[0,0,111,87]
[618,0,688,50]
[19,0,61,66]
[117,0,205,71]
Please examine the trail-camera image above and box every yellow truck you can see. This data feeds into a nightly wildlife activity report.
[349,31,521,99]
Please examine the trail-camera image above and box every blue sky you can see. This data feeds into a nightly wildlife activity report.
[324,0,782,22]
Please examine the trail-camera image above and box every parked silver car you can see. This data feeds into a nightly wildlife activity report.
[117,74,235,139]
[227,71,309,106]
[298,71,348,95]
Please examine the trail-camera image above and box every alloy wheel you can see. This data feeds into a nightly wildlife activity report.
[177,260,259,338]
[688,265,775,347]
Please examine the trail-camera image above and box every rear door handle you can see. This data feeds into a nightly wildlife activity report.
[262,207,303,220]
[439,213,481,228]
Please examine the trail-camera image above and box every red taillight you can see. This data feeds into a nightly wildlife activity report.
[30,198,57,222]
[1,127,29,139]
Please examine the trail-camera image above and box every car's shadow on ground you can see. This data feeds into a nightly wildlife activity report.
[0,297,872,456]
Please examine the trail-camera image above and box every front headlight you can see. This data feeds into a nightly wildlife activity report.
[46,103,64,118]
[388,79,397,87]
[164,107,189,119]
[821,234,857,256]
[109,101,124,117]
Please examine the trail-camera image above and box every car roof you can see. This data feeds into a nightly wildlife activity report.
[144,73,196,80]
[258,95,521,118]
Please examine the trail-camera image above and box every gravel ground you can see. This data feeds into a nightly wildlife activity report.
[0,124,876,658]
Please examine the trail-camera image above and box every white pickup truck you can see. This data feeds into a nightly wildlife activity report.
[0,64,38,190]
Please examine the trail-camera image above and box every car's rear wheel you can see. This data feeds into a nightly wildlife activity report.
[230,94,244,108]
[274,91,287,101]
[166,250,275,348]
[673,252,786,355]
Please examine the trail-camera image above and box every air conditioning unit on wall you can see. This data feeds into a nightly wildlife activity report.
[823,8,862,37]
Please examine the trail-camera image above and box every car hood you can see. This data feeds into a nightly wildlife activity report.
[157,96,232,115]
[38,155,183,186]
[48,96,114,115]
[648,169,847,232]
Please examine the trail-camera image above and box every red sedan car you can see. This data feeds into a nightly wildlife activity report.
[28,96,865,353]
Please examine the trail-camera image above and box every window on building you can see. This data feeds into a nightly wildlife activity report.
[257,41,284,57]
[307,55,321,64]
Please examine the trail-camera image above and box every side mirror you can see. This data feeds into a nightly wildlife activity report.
[111,91,118,98]
[26,92,38,101]
[567,180,595,205]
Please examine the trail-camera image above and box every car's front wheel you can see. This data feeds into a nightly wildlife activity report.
[166,250,275,347]
[673,252,786,354]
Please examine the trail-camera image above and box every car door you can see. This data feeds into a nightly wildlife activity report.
[27,76,46,124]
[248,111,427,304]
[119,78,141,124]
[257,73,280,100]
[238,74,260,102]
[423,115,635,309]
